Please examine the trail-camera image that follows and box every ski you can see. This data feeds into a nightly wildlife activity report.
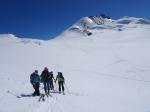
[7,90,22,98]
[38,94,45,102]
[50,90,65,95]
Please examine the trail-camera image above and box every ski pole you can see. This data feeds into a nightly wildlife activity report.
[64,83,71,94]
[54,81,58,92]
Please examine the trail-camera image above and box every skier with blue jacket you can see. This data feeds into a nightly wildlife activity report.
[30,70,40,96]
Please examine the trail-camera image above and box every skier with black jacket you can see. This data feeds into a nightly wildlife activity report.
[40,67,51,95]
[55,72,65,94]
[49,71,55,90]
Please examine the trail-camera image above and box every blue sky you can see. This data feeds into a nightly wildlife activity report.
[0,0,149,40]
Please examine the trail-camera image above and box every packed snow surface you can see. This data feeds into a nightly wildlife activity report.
[0,17,150,112]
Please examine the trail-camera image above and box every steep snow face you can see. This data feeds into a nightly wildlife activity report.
[69,16,114,36]
[68,16,150,36]
[1,16,150,112]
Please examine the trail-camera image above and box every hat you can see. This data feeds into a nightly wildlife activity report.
[35,70,38,73]
[44,67,48,70]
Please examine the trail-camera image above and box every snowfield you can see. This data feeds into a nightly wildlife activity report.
[0,17,150,112]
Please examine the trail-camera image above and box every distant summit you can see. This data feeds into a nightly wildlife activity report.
[0,34,44,45]
[0,34,17,40]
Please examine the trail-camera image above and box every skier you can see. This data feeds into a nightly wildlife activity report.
[40,67,51,95]
[49,71,55,90]
[55,72,65,94]
[30,70,40,96]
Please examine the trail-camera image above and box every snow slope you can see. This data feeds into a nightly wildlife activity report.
[0,17,150,112]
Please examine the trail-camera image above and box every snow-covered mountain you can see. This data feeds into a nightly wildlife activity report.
[67,16,150,36]
[0,16,150,112]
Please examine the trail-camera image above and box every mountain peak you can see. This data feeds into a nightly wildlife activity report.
[66,16,150,36]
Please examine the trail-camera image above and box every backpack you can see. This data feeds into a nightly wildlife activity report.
[30,73,40,84]
[57,72,64,82]
[40,70,49,82]
[48,72,53,80]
